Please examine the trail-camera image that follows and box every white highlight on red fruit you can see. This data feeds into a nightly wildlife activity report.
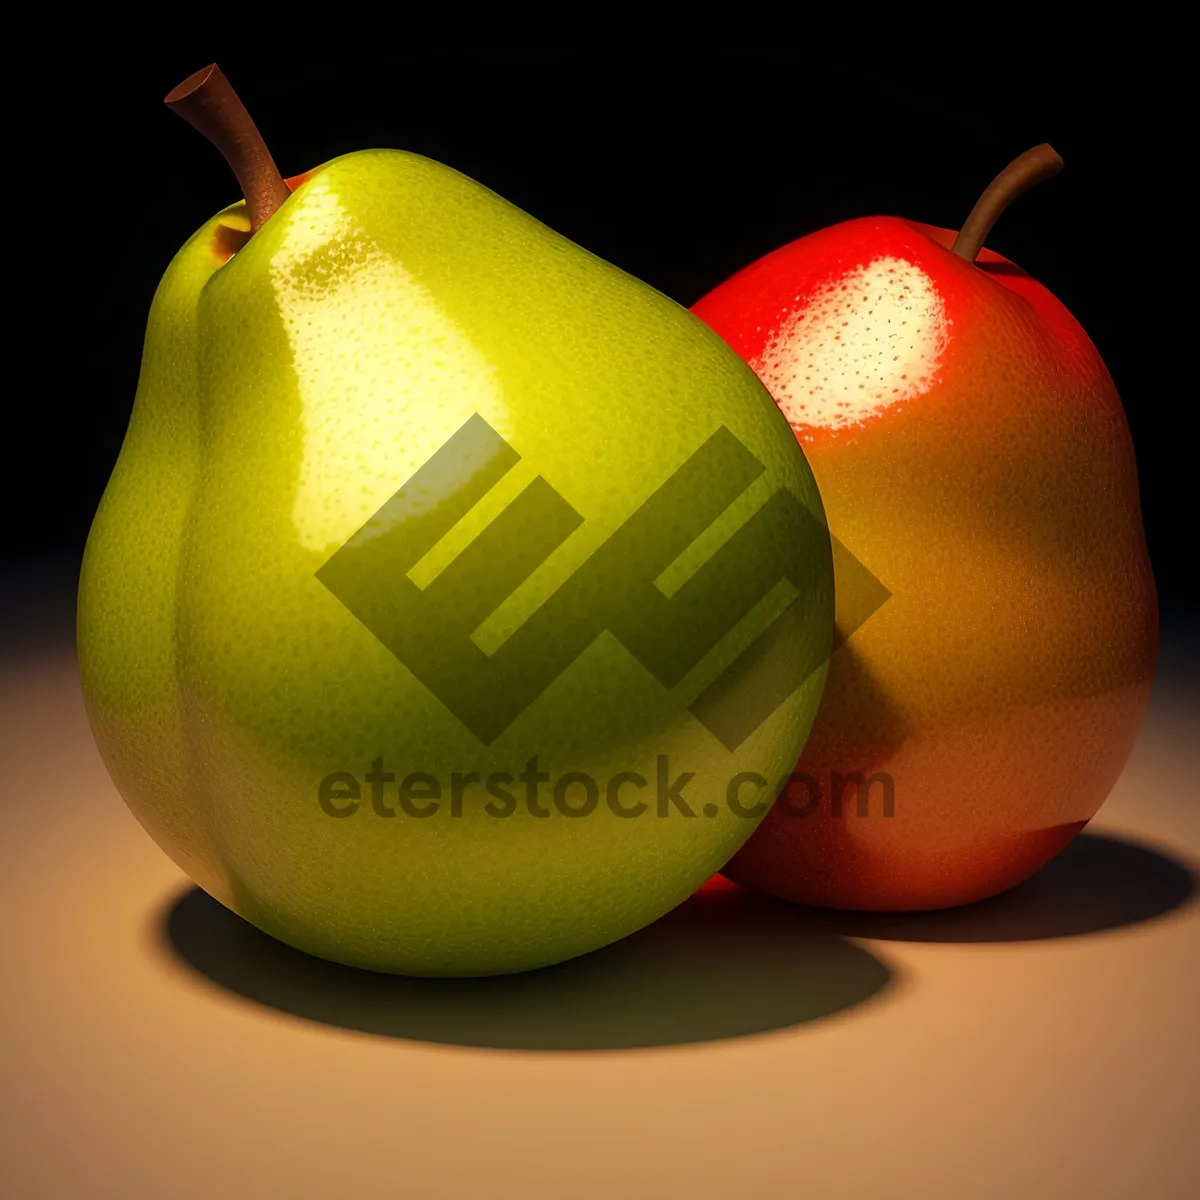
[750,255,949,436]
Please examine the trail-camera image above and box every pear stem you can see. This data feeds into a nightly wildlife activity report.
[951,144,1064,263]
[165,64,290,234]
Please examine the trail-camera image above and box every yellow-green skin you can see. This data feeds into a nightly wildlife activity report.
[78,150,832,976]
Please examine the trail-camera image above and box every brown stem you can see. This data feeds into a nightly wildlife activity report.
[165,64,290,234]
[951,144,1064,263]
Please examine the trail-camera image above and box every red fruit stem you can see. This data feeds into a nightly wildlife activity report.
[951,143,1064,263]
[165,64,290,234]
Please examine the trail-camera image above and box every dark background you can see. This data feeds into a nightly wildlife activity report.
[8,18,1189,625]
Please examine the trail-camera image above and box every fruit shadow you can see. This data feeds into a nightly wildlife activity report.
[772,832,1197,943]
[160,883,894,1050]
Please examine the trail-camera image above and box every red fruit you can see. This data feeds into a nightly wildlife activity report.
[692,146,1158,911]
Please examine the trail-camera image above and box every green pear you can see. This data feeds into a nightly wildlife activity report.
[77,68,833,975]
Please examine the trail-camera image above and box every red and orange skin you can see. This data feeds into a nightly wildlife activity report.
[693,217,1158,910]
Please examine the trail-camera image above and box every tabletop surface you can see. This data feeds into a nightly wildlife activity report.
[3,614,1197,1200]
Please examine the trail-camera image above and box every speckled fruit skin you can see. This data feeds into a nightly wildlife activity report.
[692,216,1158,911]
[77,150,833,975]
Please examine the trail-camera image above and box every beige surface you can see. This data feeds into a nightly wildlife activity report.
[2,640,1198,1199]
